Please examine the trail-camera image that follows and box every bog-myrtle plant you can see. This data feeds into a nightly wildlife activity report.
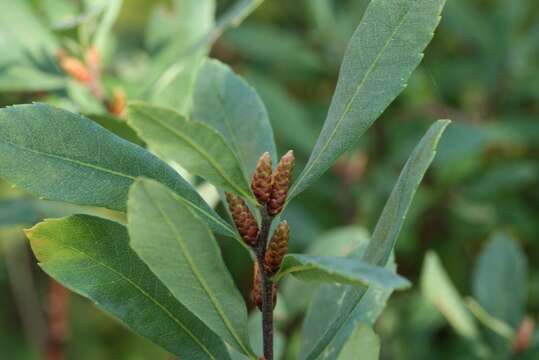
[0,0,449,359]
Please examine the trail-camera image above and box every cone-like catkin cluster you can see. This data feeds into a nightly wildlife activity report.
[264,221,289,276]
[252,262,277,311]
[226,193,259,246]
[251,152,273,205]
[268,150,294,216]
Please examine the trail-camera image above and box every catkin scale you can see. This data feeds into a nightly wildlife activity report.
[264,221,289,276]
[251,152,273,205]
[268,150,294,216]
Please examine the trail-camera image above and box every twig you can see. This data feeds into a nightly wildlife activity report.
[255,208,274,360]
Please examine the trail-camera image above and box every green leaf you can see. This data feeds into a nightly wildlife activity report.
[275,254,410,289]
[337,323,380,360]
[127,178,254,358]
[0,198,125,227]
[245,72,318,154]
[66,81,107,114]
[225,25,323,73]
[0,199,42,227]
[466,298,515,340]
[212,0,264,41]
[300,256,395,360]
[361,120,451,265]
[193,59,277,175]
[145,0,214,53]
[473,232,527,328]
[92,0,122,54]
[0,0,57,66]
[421,251,479,339]
[289,0,447,199]
[300,120,450,359]
[26,215,231,359]
[144,0,215,113]
[0,103,233,237]
[128,102,253,199]
[0,66,65,92]
[281,226,370,317]
[0,0,61,92]
[89,114,145,147]
[145,0,264,109]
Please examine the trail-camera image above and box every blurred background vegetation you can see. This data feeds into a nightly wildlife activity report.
[0,0,538,359]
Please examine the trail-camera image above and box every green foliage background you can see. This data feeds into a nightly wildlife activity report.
[0,0,538,359]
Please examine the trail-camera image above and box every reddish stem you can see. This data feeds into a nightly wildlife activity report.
[46,280,70,360]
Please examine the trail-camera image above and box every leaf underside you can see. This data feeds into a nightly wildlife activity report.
[276,254,410,290]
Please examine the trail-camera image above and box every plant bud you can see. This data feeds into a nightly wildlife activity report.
[264,221,289,276]
[251,262,277,311]
[251,152,273,205]
[108,87,127,117]
[268,150,294,216]
[58,55,91,83]
[226,193,259,246]
[513,317,535,354]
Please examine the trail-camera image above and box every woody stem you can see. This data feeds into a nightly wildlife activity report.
[255,208,274,360]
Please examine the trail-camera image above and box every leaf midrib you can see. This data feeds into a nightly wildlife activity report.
[141,183,255,358]
[291,1,417,197]
[48,243,218,359]
[133,107,251,199]
[1,139,136,180]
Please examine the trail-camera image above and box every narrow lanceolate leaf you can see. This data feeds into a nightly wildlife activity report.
[362,120,450,265]
[0,103,233,237]
[337,324,380,360]
[301,120,450,360]
[301,253,395,360]
[128,102,253,200]
[193,59,277,176]
[128,178,254,358]
[26,215,231,360]
[0,198,125,227]
[144,0,214,113]
[421,251,479,339]
[211,0,264,42]
[472,233,527,328]
[275,254,410,290]
[289,0,447,199]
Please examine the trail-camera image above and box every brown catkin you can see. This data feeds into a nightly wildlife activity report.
[251,152,273,205]
[264,221,289,276]
[268,150,294,216]
[226,193,259,246]
[252,262,277,311]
